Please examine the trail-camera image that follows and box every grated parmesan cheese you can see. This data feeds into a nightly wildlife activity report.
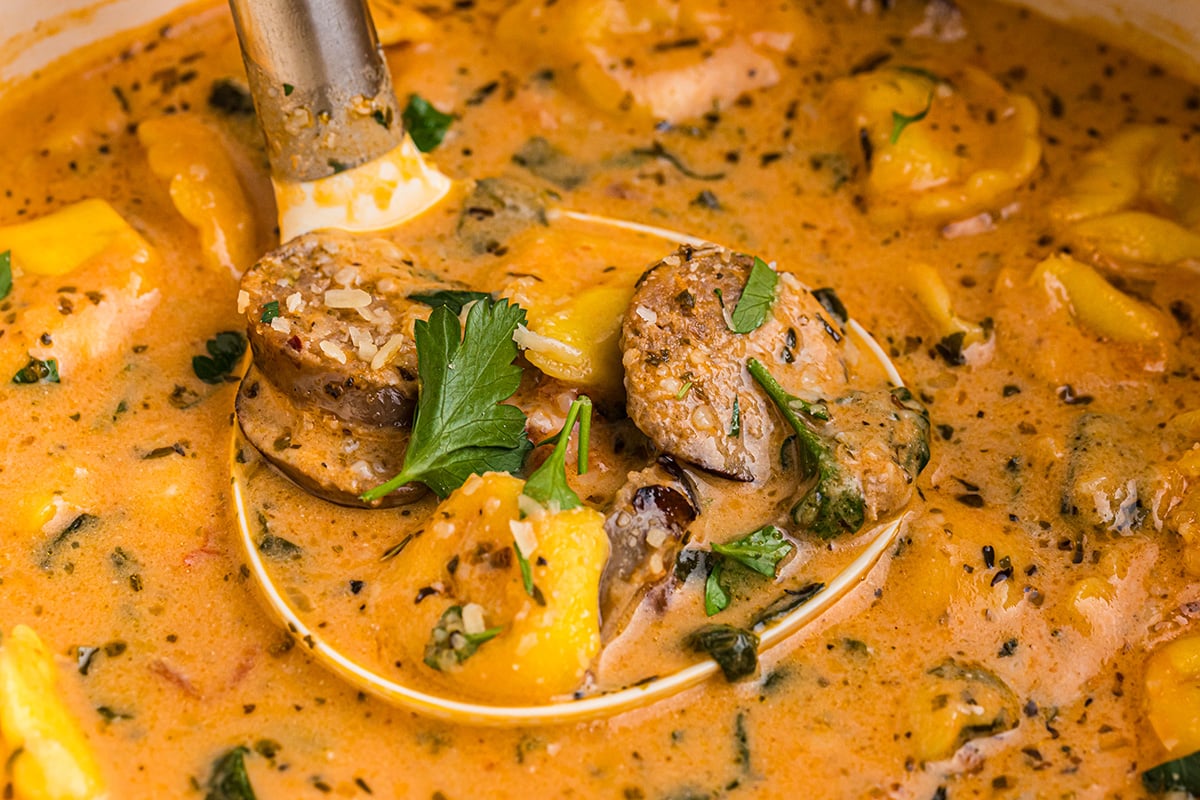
[513,325,584,365]
[461,603,486,635]
[370,334,405,371]
[320,340,348,364]
[237,289,250,314]
[509,519,538,557]
[325,288,372,309]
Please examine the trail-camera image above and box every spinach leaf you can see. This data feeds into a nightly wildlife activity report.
[1143,749,1200,794]
[729,256,778,334]
[193,331,246,384]
[402,94,453,153]
[686,624,759,682]
[205,746,257,800]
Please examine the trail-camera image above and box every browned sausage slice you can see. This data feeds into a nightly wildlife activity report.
[621,245,849,482]
[236,231,471,506]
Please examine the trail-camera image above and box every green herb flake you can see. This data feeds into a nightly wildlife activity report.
[12,357,59,384]
[523,396,592,512]
[205,745,258,800]
[704,559,730,616]
[686,624,759,682]
[403,94,454,153]
[282,83,294,96]
[361,299,530,502]
[259,301,280,324]
[712,525,793,577]
[728,396,741,437]
[423,606,503,671]
[192,331,247,384]
[890,92,935,144]
[675,380,693,400]
[729,257,778,334]
[753,582,825,628]
[1143,749,1200,794]
[0,250,11,300]
[513,541,536,597]
[407,289,492,314]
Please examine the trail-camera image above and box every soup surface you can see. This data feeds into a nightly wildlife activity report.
[2,0,1200,797]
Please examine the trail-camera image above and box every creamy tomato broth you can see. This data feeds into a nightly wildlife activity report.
[3,0,1200,797]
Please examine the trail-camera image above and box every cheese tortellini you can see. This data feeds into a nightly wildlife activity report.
[0,626,107,800]
[495,0,812,122]
[1144,633,1200,757]
[377,473,609,704]
[1052,125,1200,267]
[138,114,258,277]
[823,64,1041,221]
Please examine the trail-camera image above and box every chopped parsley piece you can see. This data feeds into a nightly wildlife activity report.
[424,606,502,671]
[523,396,592,512]
[192,331,246,384]
[704,559,731,616]
[282,83,294,96]
[729,256,778,334]
[205,745,258,800]
[259,301,280,324]
[703,526,793,616]
[402,94,454,153]
[361,299,530,502]
[407,289,492,314]
[712,526,793,577]
[0,249,11,300]
[890,93,934,143]
[729,396,741,437]
[888,68,945,145]
[513,541,536,598]
[686,624,759,681]
[12,357,59,384]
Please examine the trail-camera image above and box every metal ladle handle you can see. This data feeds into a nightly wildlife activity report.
[228,0,404,183]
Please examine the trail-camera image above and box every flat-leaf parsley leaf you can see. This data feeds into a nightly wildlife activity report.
[523,395,592,512]
[361,298,530,501]
[712,525,794,576]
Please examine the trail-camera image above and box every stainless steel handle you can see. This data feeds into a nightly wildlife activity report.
[228,0,404,182]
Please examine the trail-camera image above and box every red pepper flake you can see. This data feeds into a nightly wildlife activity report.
[287,335,303,351]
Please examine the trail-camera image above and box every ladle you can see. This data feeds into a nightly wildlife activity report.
[226,0,911,724]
